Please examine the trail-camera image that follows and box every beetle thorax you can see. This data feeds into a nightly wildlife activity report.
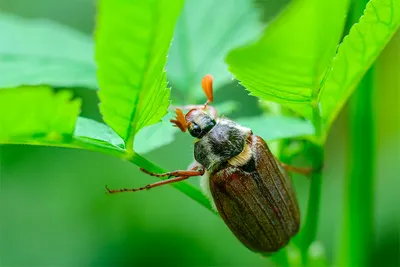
[193,118,252,171]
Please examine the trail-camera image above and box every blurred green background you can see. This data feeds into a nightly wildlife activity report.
[0,0,399,266]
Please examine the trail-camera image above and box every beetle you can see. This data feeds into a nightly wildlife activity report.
[106,74,312,253]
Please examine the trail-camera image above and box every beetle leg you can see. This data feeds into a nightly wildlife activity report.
[279,162,314,176]
[105,175,190,194]
[105,165,205,194]
[274,156,315,176]
[140,166,205,178]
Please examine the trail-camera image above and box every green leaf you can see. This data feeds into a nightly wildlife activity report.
[74,117,125,150]
[0,87,81,144]
[95,0,184,150]
[0,86,124,153]
[226,0,349,119]
[167,0,262,100]
[0,87,213,214]
[319,0,400,135]
[0,13,97,89]
[236,115,314,141]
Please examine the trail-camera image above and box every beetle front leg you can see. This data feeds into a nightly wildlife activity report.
[140,168,204,178]
[106,165,205,194]
[106,175,190,194]
[140,165,205,178]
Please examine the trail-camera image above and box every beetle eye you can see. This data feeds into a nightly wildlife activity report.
[190,123,202,138]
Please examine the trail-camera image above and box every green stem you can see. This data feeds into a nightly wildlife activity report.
[130,153,215,213]
[337,1,375,266]
[301,152,323,247]
[339,67,375,267]
[270,249,289,267]
[5,138,215,214]
[297,104,324,263]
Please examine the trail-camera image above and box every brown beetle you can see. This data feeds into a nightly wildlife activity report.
[106,75,311,253]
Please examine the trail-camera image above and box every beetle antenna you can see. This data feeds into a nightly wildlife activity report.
[170,108,188,132]
[202,74,214,108]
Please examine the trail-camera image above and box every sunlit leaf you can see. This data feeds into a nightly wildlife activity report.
[226,0,349,119]
[0,87,81,144]
[96,0,184,149]
[0,13,97,89]
[167,0,262,100]
[236,115,314,141]
[319,0,400,135]
[0,87,211,212]
[0,87,123,152]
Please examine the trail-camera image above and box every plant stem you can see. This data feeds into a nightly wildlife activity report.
[337,1,375,266]
[130,153,215,213]
[6,138,215,214]
[74,139,215,213]
[84,141,215,213]
[301,149,323,247]
[270,249,289,267]
[339,67,375,267]
[297,104,324,263]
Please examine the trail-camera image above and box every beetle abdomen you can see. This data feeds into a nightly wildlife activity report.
[209,135,300,253]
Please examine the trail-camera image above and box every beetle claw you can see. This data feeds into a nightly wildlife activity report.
[105,185,113,195]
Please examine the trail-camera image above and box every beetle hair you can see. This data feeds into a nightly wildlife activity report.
[193,118,252,171]
[228,142,252,167]
[200,170,217,211]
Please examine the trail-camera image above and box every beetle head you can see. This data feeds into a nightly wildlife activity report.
[185,109,216,138]
[170,74,216,138]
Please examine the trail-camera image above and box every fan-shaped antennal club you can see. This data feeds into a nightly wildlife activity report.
[170,108,188,132]
[202,74,214,107]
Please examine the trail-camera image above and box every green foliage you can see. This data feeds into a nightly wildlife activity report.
[135,101,314,155]
[95,0,183,150]
[227,0,400,140]
[253,0,291,22]
[1,0,399,266]
[320,0,400,132]
[225,0,400,264]
[74,117,125,150]
[0,87,81,144]
[226,0,349,121]
[0,14,96,89]
[167,0,262,100]
[337,1,380,266]
[0,86,123,153]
